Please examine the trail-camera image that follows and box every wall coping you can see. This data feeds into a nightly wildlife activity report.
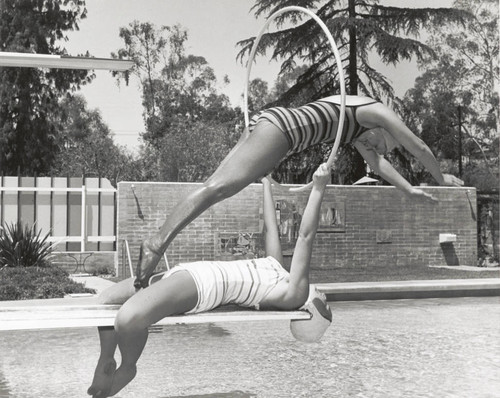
[118,181,476,191]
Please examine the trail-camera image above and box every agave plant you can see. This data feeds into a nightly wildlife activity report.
[0,222,53,268]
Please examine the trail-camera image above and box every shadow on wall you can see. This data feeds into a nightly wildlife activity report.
[131,185,144,220]
[441,242,459,265]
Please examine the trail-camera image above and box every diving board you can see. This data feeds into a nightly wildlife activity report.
[0,52,133,71]
[0,303,310,331]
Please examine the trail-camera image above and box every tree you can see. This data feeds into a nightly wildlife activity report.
[247,77,273,113]
[50,95,142,184]
[113,22,236,145]
[141,117,241,182]
[240,1,469,100]
[403,0,498,190]
[113,21,240,181]
[111,21,172,138]
[237,0,470,184]
[0,0,93,175]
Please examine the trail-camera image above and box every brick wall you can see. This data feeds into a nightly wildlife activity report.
[117,181,477,278]
[51,251,116,274]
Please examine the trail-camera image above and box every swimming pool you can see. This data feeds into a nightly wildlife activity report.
[1,297,499,397]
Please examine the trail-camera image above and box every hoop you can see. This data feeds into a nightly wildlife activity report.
[243,6,346,191]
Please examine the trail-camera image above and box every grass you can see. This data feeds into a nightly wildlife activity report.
[309,264,500,284]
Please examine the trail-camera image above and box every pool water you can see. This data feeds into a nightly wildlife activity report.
[1,297,499,398]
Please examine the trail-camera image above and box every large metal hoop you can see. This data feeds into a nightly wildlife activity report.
[243,6,346,190]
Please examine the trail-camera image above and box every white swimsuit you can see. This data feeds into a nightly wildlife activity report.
[162,256,289,314]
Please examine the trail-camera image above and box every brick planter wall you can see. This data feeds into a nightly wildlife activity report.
[117,181,477,279]
[50,251,116,275]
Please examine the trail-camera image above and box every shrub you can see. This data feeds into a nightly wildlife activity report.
[0,266,95,300]
[92,264,115,277]
[0,221,53,268]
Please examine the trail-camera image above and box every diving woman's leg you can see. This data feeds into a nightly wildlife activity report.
[135,122,289,287]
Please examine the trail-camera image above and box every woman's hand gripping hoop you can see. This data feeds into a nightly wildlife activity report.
[243,6,346,192]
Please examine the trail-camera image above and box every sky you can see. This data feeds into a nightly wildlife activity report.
[63,0,454,152]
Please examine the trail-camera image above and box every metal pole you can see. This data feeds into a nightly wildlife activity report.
[98,177,102,252]
[125,240,134,278]
[81,179,86,252]
[50,176,54,241]
[33,172,37,223]
[17,170,21,224]
[1,172,4,225]
[66,175,70,251]
[458,105,463,178]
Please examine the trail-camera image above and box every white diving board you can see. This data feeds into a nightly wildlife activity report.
[0,303,310,331]
[0,52,133,71]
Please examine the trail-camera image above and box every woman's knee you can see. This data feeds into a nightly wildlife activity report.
[114,303,149,333]
[97,278,136,305]
[97,290,114,305]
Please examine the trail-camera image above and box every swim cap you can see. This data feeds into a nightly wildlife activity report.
[290,286,332,343]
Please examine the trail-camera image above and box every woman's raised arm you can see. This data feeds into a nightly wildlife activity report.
[261,177,284,264]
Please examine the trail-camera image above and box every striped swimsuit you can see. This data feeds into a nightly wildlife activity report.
[163,256,289,313]
[248,99,377,156]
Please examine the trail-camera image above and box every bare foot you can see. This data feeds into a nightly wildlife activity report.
[87,358,116,397]
[134,241,162,289]
[108,364,137,396]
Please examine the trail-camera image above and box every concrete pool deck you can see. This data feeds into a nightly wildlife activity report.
[0,273,498,308]
[317,278,500,301]
[72,273,500,302]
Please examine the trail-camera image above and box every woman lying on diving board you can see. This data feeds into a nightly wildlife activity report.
[87,163,333,398]
[135,94,464,289]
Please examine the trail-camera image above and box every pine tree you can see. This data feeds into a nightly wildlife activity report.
[237,0,470,184]
[0,0,92,175]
